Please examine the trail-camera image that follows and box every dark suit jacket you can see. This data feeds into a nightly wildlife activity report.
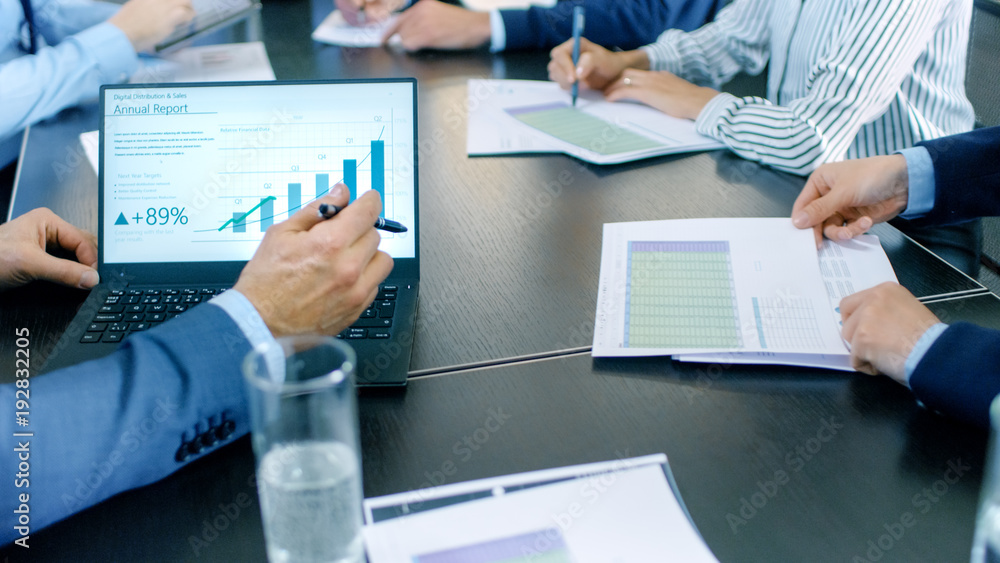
[1,303,252,545]
[909,126,1000,427]
[498,0,725,51]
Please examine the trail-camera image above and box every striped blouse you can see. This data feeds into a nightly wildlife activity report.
[641,0,975,175]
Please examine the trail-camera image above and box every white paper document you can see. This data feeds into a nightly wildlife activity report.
[462,0,557,9]
[363,455,718,563]
[675,235,898,371]
[311,10,399,47]
[466,79,724,164]
[592,218,896,365]
[131,41,275,83]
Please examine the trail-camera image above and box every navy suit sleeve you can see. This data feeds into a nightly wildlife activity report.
[908,322,1000,428]
[915,125,1000,225]
[499,0,724,51]
[1,304,253,546]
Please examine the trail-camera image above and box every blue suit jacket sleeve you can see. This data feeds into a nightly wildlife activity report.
[499,0,724,51]
[914,125,1000,225]
[1,303,252,546]
[909,322,1000,428]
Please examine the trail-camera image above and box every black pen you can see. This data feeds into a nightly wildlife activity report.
[318,203,408,233]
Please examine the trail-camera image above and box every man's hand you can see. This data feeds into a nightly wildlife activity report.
[604,69,718,121]
[840,282,940,383]
[791,155,910,247]
[381,1,490,51]
[548,38,648,92]
[108,0,195,52]
[234,184,393,338]
[0,208,98,292]
[336,0,406,26]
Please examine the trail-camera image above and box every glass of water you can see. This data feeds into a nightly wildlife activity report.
[243,335,364,563]
[972,395,1000,563]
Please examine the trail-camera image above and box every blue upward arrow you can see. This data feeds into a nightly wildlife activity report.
[115,212,128,225]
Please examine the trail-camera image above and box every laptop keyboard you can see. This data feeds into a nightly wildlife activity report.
[81,288,223,344]
[81,284,398,344]
[337,284,398,340]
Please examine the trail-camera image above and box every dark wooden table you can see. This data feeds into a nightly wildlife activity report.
[1,0,995,560]
[13,293,1000,562]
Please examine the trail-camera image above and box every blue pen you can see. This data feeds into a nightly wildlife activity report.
[571,6,585,107]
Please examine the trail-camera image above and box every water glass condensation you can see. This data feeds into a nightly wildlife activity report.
[243,335,364,563]
[972,395,1000,562]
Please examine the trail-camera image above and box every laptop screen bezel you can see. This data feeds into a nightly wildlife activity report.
[98,78,419,286]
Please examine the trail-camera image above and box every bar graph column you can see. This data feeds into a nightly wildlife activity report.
[288,183,301,214]
[371,140,384,218]
[260,197,274,232]
[316,173,329,200]
[343,159,357,202]
[233,212,246,233]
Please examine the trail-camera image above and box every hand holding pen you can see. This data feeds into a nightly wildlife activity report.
[318,201,407,233]
[335,0,403,26]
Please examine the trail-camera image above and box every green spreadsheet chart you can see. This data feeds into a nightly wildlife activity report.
[506,103,665,155]
[625,241,742,349]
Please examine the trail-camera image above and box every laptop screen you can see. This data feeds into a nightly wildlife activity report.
[100,80,417,266]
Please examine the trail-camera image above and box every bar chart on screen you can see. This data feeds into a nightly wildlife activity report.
[199,116,401,239]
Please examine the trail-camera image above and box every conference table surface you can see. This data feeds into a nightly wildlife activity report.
[1,0,996,560]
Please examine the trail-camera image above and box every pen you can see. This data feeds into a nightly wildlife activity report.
[318,203,408,233]
[570,6,585,107]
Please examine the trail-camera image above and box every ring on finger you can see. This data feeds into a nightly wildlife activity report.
[623,77,632,86]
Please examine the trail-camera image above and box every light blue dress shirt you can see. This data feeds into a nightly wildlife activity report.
[209,288,277,351]
[897,145,947,385]
[0,0,138,166]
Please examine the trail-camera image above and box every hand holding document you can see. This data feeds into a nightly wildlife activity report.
[312,10,400,47]
[363,455,718,562]
[592,218,898,371]
[466,79,724,165]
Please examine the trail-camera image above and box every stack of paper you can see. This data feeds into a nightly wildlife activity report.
[592,218,897,371]
[363,455,718,562]
[467,79,724,164]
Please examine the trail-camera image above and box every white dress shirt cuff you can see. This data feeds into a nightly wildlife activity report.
[694,92,742,139]
[489,10,505,52]
[897,146,935,219]
[903,322,948,386]
[639,33,684,74]
[209,289,277,351]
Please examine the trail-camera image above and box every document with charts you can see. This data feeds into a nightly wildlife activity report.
[466,79,724,164]
[592,218,896,361]
[362,455,718,562]
[674,234,898,371]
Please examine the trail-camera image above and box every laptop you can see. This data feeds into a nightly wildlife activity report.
[40,79,420,388]
[155,0,261,53]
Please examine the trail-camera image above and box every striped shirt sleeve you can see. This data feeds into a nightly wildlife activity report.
[644,0,957,175]
[641,0,772,89]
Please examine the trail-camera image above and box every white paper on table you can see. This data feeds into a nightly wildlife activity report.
[675,235,898,372]
[311,10,400,47]
[466,79,723,164]
[130,41,275,84]
[461,0,557,9]
[363,457,717,563]
[79,130,99,174]
[592,218,847,358]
